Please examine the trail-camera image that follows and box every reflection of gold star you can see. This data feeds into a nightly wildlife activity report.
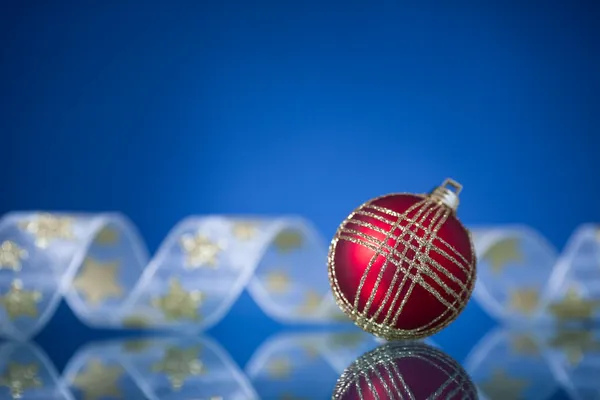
[300,342,320,359]
[273,230,303,252]
[595,227,600,242]
[0,280,41,320]
[0,241,28,272]
[265,271,291,294]
[548,329,600,366]
[94,227,119,245]
[298,291,322,315]
[266,357,292,379]
[18,214,75,248]
[73,360,123,400]
[0,362,42,399]
[329,332,366,350]
[510,334,540,356]
[152,346,205,391]
[509,288,540,315]
[152,278,204,321]
[73,258,124,306]
[232,221,258,240]
[180,233,222,269]
[122,339,153,353]
[548,287,600,321]
[483,238,523,274]
[121,314,152,329]
[480,369,528,400]
[326,304,351,322]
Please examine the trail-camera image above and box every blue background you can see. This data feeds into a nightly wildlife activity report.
[0,0,598,390]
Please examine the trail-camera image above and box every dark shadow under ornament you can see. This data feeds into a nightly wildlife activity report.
[332,341,478,400]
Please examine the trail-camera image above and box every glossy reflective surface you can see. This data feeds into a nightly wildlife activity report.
[1,324,597,399]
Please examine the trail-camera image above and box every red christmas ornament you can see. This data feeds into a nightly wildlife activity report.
[333,342,478,399]
[328,179,476,340]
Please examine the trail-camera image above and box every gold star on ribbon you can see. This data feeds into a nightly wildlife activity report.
[72,360,122,400]
[18,214,75,248]
[152,278,204,321]
[548,287,600,322]
[232,221,259,240]
[0,362,42,399]
[73,258,124,306]
[510,334,540,356]
[480,369,529,400]
[152,346,205,391]
[483,238,523,274]
[298,290,322,315]
[509,288,540,316]
[0,280,41,320]
[0,241,28,272]
[94,227,119,245]
[266,357,292,380]
[273,229,303,253]
[265,271,291,294]
[180,232,222,269]
[548,329,600,366]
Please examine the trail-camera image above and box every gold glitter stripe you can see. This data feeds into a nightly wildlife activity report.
[351,198,430,312]
[366,204,470,265]
[336,236,461,313]
[338,233,462,309]
[360,200,437,318]
[355,209,471,275]
[390,206,450,326]
[341,220,469,291]
[409,230,477,333]
[338,228,465,304]
[371,204,442,324]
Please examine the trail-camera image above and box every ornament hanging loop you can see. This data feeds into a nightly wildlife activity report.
[429,178,462,211]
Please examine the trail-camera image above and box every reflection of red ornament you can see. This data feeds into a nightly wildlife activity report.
[333,342,478,399]
[328,179,476,340]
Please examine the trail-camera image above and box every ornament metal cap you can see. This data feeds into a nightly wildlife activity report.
[429,178,462,211]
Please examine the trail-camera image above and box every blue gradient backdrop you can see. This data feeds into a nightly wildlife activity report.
[1,0,598,376]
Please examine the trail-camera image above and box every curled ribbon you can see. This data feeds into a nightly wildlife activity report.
[472,224,600,326]
[0,212,348,341]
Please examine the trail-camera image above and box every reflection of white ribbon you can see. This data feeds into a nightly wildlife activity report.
[465,327,600,400]
[0,212,348,341]
[0,341,73,400]
[0,331,379,400]
[472,224,600,325]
